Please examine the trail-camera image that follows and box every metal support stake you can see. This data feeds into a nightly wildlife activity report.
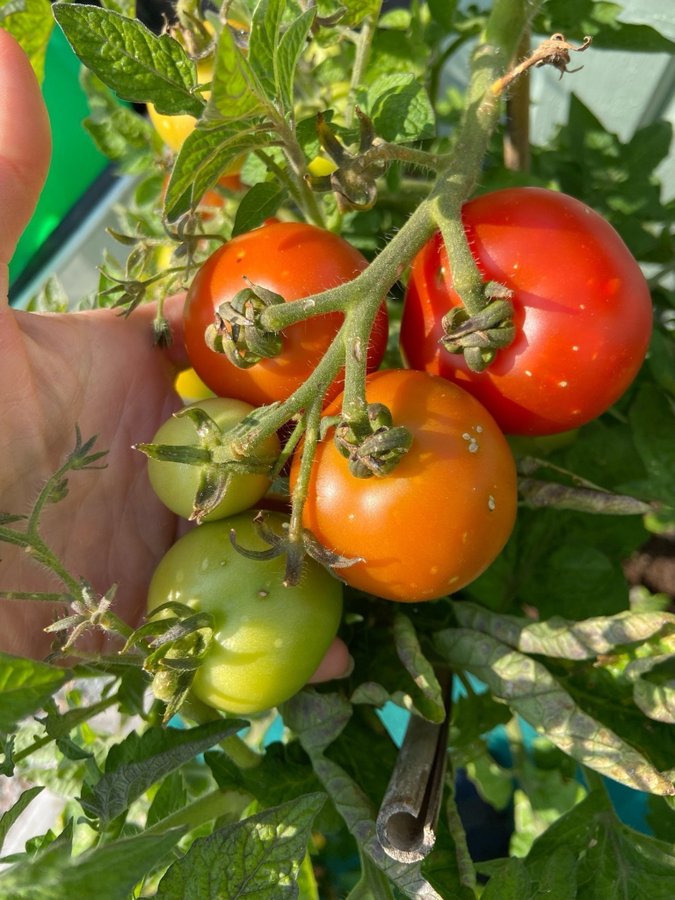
[376,680,452,863]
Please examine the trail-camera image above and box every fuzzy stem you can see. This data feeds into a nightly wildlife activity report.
[145,787,253,835]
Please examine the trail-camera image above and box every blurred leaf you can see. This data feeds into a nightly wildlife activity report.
[0,828,184,900]
[81,70,158,174]
[626,384,675,506]
[342,0,380,28]
[535,0,675,52]
[0,787,43,854]
[427,0,457,30]
[625,652,675,724]
[435,629,675,795]
[80,719,246,824]
[53,3,203,114]
[0,653,69,733]
[232,181,286,237]
[155,794,325,899]
[0,0,53,81]
[649,329,675,399]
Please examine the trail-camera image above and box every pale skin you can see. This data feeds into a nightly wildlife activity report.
[0,29,350,682]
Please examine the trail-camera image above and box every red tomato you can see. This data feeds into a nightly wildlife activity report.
[400,188,653,435]
[184,221,388,406]
[291,369,517,603]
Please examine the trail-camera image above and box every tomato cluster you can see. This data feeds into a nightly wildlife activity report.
[142,190,651,717]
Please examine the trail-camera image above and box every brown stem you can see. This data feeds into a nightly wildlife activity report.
[492,32,592,97]
[503,27,531,171]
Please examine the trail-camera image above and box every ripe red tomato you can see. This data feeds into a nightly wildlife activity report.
[183,221,388,406]
[400,188,653,436]
[291,369,517,603]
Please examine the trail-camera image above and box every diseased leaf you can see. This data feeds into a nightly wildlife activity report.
[454,601,675,660]
[0,653,69,733]
[626,653,675,724]
[435,628,675,796]
[53,3,203,114]
[80,719,246,823]
[155,794,325,899]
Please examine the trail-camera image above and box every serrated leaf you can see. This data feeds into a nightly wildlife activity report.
[248,0,286,102]
[435,628,675,796]
[0,0,53,81]
[454,601,675,661]
[366,73,435,142]
[164,122,272,220]
[80,719,246,823]
[286,693,442,900]
[0,787,43,854]
[155,794,325,899]
[0,653,69,733]
[276,7,315,112]
[206,24,266,123]
[53,3,203,114]
[232,182,286,237]
[0,828,184,900]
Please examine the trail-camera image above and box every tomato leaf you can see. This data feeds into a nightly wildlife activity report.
[232,181,286,238]
[145,770,187,829]
[341,0,381,28]
[275,7,316,113]
[454,601,675,661]
[0,0,53,82]
[164,122,273,221]
[285,692,446,899]
[0,786,44,854]
[626,384,675,507]
[79,719,247,824]
[0,828,185,900]
[625,650,675,725]
[155,794,325,899]
[53,3,203,115]
[363,73,435,142]
[206,24,267,123]
[435,628,675,796]
[0,653,69,734]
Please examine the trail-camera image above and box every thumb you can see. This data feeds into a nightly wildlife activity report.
[0,29,51,287]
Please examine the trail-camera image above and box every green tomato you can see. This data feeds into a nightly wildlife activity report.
[147,511,343,715]
[146,397,280,522]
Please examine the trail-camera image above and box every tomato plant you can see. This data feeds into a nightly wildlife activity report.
[400,187,653,435]
[292,369,518,602]
[184,220,389,406]
[144,397,280,522]
[147,511,343,715]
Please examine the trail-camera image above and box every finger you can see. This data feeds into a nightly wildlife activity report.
[308,637,354,684]
[0,29,51,282]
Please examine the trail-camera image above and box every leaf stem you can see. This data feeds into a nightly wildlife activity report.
[145,786,253,835]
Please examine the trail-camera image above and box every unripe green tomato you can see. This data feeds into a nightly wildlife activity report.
[147,512,344,714]
[146,397,280,521]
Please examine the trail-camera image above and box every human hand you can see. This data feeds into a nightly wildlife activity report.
[0,29,351,683]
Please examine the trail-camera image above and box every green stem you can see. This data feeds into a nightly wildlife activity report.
[12,694,119,764]
[445,764,478,895]
[287,398,323,548]
[345,8,380,128]
[145,787,253,835]
[429,0,536,315]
